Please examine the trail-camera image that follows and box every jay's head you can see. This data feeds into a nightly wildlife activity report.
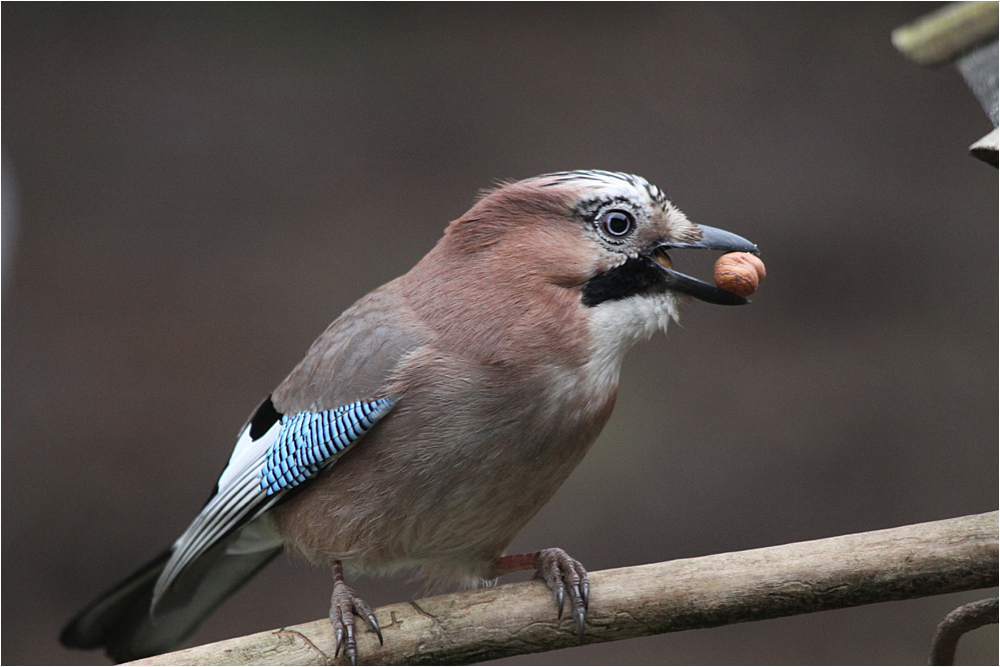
[410,170,758,365]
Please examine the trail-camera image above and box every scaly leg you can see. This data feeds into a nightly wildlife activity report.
[329,561,382,665]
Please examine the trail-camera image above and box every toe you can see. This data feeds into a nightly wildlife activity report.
[352,596,383,646]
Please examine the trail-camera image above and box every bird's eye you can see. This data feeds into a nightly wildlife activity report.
[598,210,635,239]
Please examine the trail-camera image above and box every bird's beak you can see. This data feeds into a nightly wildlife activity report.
[646,224,759,306]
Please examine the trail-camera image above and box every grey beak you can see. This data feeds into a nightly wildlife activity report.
[647,224,760,306]
[663,224,759,255]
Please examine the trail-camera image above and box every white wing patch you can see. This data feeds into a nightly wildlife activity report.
[218,418,279,492]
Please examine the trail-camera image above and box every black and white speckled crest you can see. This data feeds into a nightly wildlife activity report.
[534,170,670,208]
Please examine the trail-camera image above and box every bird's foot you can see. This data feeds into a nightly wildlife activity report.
[495,547,589,643]
[535,548,589,642]
[330,563,382,665]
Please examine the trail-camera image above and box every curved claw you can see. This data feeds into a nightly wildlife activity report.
[334,627,344,658]
[567,582,587,644]
[366,613,384,646]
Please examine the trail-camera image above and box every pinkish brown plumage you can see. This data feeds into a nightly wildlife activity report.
[62,171,760,663]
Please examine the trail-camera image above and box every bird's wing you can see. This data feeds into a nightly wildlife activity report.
[152,283,431,610]
[152,397,395,609]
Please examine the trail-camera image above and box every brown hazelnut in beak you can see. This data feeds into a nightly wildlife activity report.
[714,252,766,297]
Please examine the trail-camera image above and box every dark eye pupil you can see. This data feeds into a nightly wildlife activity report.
[602,210,633,237]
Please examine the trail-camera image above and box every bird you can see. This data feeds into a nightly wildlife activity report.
[60,170,759,663]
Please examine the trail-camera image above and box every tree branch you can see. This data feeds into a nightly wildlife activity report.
[127,511,998,666]
[928,597,998,665]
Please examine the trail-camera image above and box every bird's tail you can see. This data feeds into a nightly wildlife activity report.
[60,541,281,663]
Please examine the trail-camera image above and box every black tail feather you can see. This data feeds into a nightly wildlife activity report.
[61,549,170,651]
[60,543,281,662]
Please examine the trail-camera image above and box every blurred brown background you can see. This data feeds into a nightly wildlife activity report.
[3,3,997,665]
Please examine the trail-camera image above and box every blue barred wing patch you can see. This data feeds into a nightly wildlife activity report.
[258,398,395,495]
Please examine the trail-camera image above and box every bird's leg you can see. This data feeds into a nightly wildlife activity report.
[330,560,382,665]
[493,548,589,642]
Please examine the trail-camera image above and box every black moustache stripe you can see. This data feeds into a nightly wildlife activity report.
[581,257,666,307]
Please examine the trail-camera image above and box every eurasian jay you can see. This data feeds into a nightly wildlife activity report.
[61,170,759,663]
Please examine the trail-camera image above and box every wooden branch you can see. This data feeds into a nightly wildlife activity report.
[928,597,998,665]
[127,511,998,666]
[891,0,999,66]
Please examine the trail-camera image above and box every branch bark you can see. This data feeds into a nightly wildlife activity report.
[127,511,998,666]
[928,597,999,665]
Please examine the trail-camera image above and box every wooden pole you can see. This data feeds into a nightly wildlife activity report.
[127,511,998,666]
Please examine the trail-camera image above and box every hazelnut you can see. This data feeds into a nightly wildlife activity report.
[714,252,766,298]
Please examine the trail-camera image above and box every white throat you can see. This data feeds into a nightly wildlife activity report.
[583,293,679,392]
